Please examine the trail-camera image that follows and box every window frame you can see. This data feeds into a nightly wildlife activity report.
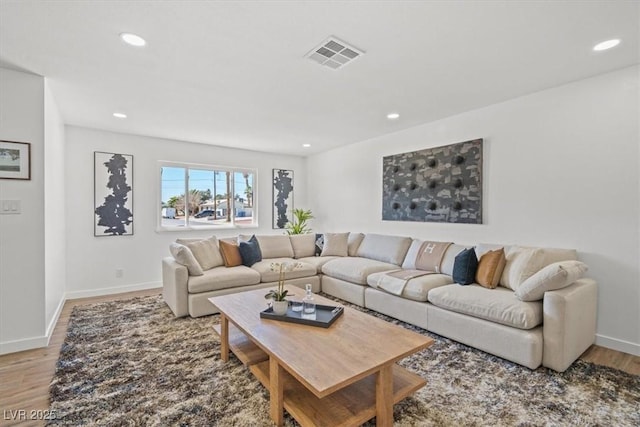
[157,161,258,232]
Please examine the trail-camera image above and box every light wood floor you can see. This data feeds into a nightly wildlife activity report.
[1,289,638,426]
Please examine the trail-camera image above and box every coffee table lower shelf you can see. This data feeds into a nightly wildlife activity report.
[213,322,426,427]
[251,360,425,427]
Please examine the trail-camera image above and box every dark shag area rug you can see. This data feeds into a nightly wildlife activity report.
[48,294,640,426]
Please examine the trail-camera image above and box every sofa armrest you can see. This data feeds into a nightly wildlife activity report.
[162,257,189,317]
[542,278,597,372]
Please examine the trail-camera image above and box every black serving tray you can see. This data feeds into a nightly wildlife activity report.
[260,303,344,328]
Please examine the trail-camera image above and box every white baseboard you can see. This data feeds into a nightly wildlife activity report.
[1,295,66,355]
[595,334,640,356]
[0,335,49,355]
[0,282,162,355]
[65,281,162,300]
[45,295,66,341]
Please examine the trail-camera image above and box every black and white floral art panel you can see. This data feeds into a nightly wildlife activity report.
[382,139,483,224]
[94,151,134,236]
[272,169,293,229]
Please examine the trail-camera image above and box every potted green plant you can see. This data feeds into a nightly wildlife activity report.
[285,208,314,235]
[265,261,303,315]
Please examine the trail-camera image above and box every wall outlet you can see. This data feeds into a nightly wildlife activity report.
[115,269,124,278]
[0,200,21,214]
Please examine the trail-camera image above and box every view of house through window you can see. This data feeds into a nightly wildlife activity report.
[160,163,255,228]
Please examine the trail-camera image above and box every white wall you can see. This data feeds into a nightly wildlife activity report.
[307,66,640,355]
[44,79,66,335]
[0,68,46,353]
[64,127,307,296]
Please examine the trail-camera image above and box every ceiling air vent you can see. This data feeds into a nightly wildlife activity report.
[306,36,364,70]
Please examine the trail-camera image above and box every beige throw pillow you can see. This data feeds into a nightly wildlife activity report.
[500,246,545,291]
[321,232,349,257]
[515,261,588,301]
[169,243,204,276]
[176,236,224,270]
[289,234,316,258]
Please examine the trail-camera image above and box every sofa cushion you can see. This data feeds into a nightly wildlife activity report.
[322,257,398,285]
[255,235,294,258]
[368,271,453,302]
[176,236,224,270]
[355,234,412,266]
[321,232,349,257]
[401,239,422,269]
[297,256,339,274]
[187,265,261,293]
[219,240,242,267]
[239,235,262,267]
[438,244,466,276]
[476,248,507,289]
[500,246,546,291]
[348,232,365,256]
[250,258,317,282]
[290,234,316,258]
[169,243,204,276]
[539,247,578,266]
[428,284,543,330]
[515,261,588,302]
[452,248,478,285]
[475,243,508,259]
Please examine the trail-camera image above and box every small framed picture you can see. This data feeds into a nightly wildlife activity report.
[0,140,31,180]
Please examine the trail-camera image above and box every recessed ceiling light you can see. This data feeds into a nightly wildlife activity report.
[593,39,620,51]
[120,32,146,47]
[302,144,311,148]
[387,113,400,120]
[113,112,127,119]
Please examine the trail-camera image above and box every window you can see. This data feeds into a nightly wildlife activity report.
[160,162,256,229]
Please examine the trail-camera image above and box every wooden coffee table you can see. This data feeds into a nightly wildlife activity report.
[210,285,433,427]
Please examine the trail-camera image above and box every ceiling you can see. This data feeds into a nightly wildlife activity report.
[1,1,638,156]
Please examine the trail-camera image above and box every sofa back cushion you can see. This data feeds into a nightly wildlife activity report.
[289,234,316,258]
[255,235,294,259]
[169,243,204,276]
[347,232,365,256]
[440,244,466,276]
[356,234,412,266]
[175,236,224,270]
[500,246,546,291]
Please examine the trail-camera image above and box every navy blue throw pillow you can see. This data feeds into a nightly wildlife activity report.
[239,235,262,267]
[315,233,324,256]
[452,247,478,285]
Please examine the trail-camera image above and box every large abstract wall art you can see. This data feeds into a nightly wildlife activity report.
[94,151,134,236]
[382,138,483,224]
[272,168,294,229]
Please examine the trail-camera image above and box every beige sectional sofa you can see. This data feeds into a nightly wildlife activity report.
[162,232,597,372]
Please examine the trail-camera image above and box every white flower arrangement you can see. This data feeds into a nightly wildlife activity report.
[264,261,303,301]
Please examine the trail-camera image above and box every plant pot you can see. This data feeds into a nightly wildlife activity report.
[272,300,289,316]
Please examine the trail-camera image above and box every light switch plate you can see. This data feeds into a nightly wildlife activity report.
[0,200,21,214]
